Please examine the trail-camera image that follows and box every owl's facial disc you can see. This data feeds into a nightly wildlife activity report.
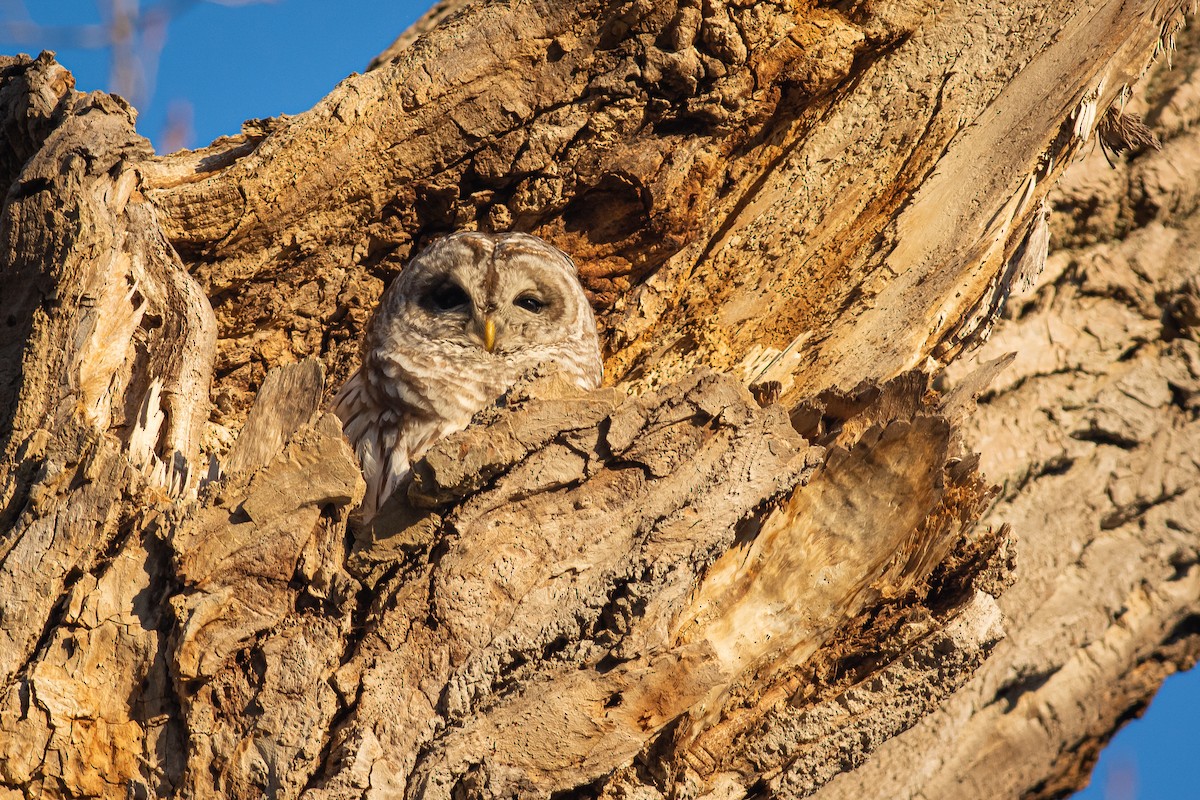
[416,273,501,353]
[388,231,591,359]
[481,289,544,355]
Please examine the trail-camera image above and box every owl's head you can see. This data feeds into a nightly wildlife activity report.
[373,231,600,367]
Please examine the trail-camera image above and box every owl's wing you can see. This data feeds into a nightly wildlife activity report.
[332,368,412,520]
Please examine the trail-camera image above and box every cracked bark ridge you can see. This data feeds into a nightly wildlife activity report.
[809,20,1200,800]
[0,52,216,795]
[293,368,1003,800]
[170,360,363,798]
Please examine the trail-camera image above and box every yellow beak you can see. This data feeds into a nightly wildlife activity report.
[483,316,497,353]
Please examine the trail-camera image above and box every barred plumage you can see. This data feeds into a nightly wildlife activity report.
[333,232,603,519]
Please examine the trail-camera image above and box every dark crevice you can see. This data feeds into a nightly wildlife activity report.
[1006,452,1077,499]
[551,772,608,800]
[11,176,51,198]
[1167,549,1198,581]
[5,565,85,697]
[1036,454,1075,479]
[1100,488,1186,530]
[992,667,1060,712]
[302,676,365,796]
[135,517,187,795]
[1163,613,1200,647]
[1070,426,1140,450]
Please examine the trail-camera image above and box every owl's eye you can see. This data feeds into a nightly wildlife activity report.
[426,282,470,311]
[514,295,546,314]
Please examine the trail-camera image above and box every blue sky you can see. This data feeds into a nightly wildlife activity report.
[2,0,428,151]
[1075,667,1200,800]
[1,2,1197,798]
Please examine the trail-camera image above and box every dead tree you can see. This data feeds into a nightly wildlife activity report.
[1,1,1198,798]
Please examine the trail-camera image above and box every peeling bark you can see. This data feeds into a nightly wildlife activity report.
[0,1,1198,798]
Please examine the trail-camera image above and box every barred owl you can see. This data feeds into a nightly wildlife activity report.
[334,232,603,519]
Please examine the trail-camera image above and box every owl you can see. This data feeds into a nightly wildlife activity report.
[333,232,604,519]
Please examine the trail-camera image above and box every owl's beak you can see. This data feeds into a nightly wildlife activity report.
[483,316,497,353]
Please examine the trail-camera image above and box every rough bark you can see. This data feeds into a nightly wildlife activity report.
[815,29,1200,797]
[0,1,1196,799]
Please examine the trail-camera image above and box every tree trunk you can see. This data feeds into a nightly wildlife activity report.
[1,1,1197,798]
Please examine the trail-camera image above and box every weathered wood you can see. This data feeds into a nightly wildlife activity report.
[0,52,216,795]
[813,37,1200,793]
[0,1,1197,798]
[173,372,362,797]
[127,1,1181,424]
[295,369,997,800]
